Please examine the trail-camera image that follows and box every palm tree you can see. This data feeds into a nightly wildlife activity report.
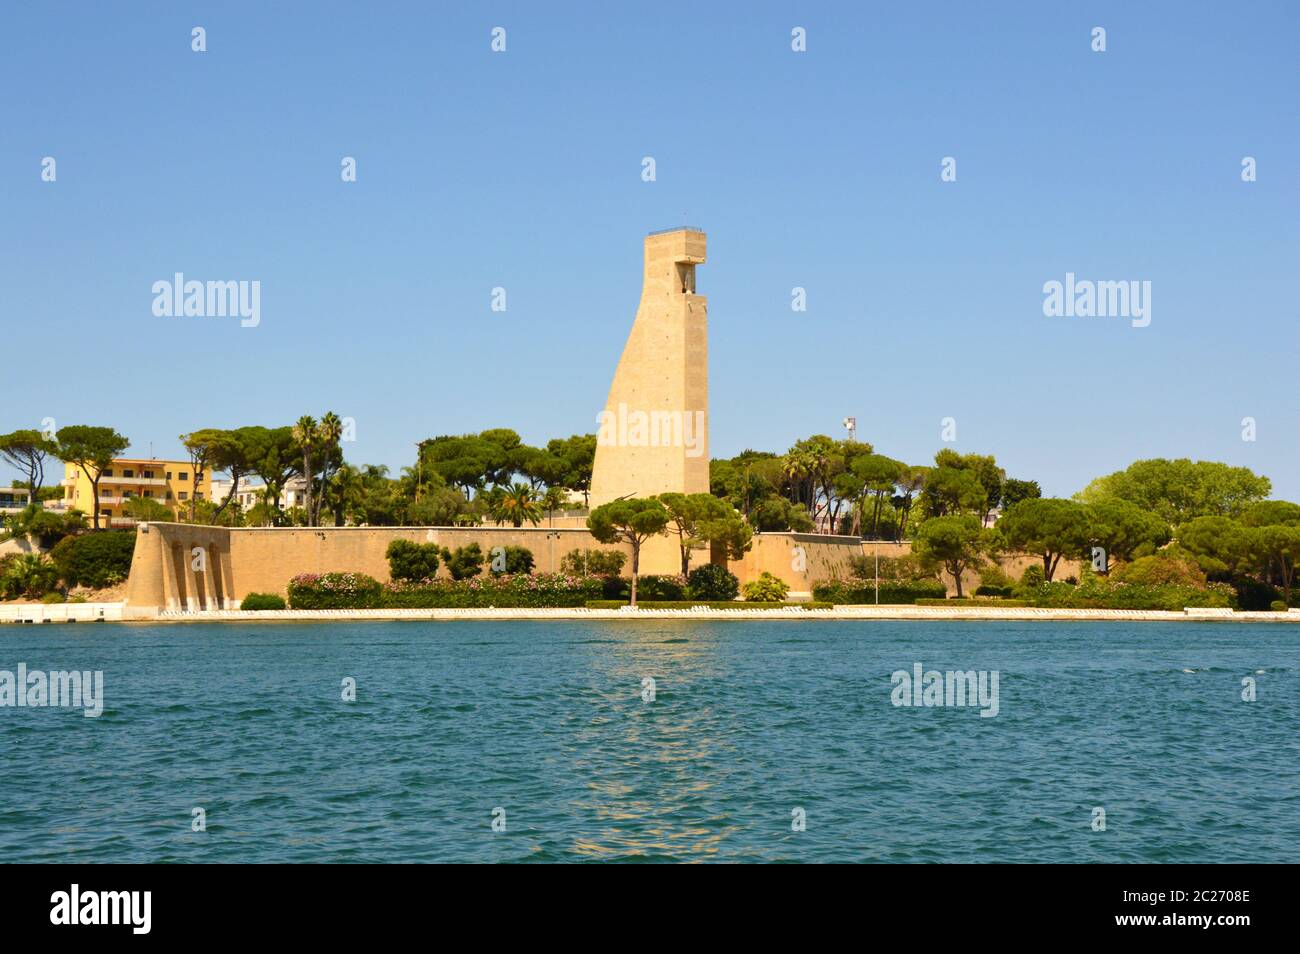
[481,485,507,525]
[292,416,320,526]
[326,463,364,526]
[541,486,567,527]
[0,553,59,599]
[313,412,344,526]
[781,452,809,505]
[893,466,927,541]
[494,483,542,528]
[781,450,818,523]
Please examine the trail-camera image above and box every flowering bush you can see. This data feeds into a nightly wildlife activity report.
[381,573,603,608]
[287,572,383,609]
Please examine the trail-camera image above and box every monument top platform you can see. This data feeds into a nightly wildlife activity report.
[647,226,704,236]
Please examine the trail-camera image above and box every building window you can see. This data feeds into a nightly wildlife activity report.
[179,472,189,481]
[103,469,114,477]
[179,492,189,501]
[166,491,173,500]
[195,491,204,500]
[143,470,154,479]
[143,491,152,498]
[123,469,134,478]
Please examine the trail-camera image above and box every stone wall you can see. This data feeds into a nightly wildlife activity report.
[122,522,1084,616]
[122,522,872,615]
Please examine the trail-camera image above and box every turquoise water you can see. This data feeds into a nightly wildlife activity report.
[0,620,1296,863]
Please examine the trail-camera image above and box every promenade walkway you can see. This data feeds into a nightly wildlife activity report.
[3,603,1297,624]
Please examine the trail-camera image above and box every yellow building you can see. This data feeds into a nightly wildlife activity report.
[61,458,209,527]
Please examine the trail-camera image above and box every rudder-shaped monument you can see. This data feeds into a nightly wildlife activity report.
[589,228,709,507]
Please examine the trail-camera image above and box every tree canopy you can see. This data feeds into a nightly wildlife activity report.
[1076,458,1271,524]
[588,497,670,605]
[0,429,58,501]
[996,497,1091,581]
[54,425,130,529]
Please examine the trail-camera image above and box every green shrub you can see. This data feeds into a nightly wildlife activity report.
[287,573,383,609]
[743,571,790,602]
[1,505,87,548]
[1270,600,1289,612]
[385,539,441,582]
[381,574,603,608]
[597,574,685,601]
[49,530,135,589]
[442,543,485,581]
[1112,553,1207,588]
[1018,564,1045,589]
[812,578,947,604]
[600,575,630,599]
[1230,576,1281,611]
[559,548,627,576]
[633,574,687,600]
[916,597,1029,607]
[686,563,740,600]
[1019,578,1235,610]
[974,584,1015,598]
[586,600,832,610]
[241,592,287,610]
[1,553,62,599]
[41,591,66,604]
[488,545,535,575]
[979,563,1015,589]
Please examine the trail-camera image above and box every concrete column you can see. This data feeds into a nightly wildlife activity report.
[160,539,182,612]
[201,544,220,610]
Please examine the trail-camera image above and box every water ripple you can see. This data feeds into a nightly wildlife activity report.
[0,620,1295,862]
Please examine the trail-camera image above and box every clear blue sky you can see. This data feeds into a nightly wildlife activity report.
[2,1,1296,499]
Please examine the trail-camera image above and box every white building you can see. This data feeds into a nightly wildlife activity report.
[209,476,310,513]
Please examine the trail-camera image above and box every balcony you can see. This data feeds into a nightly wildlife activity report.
[101,475,169,486]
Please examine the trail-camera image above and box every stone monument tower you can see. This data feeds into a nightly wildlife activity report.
[589,228,709,508]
